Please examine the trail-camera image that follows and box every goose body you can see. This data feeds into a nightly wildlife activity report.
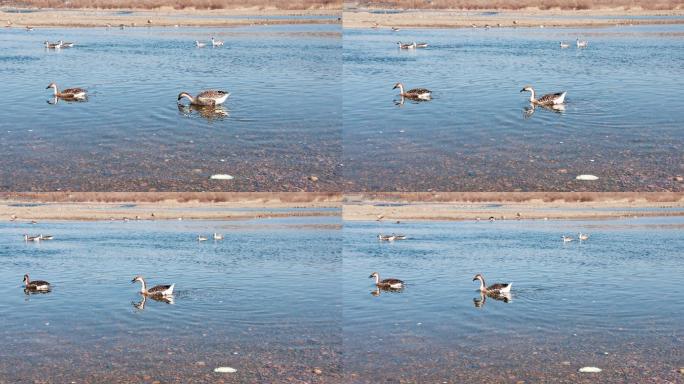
[197,235,208,241]
[397,41,416,49]
[578,233,589,241]
[178,90,230,106]
[39,234,54,240]
[559,41,569,48]
[213,233,223,240]
[132,276,174,297]
[562,235,574,242]
[58,40,74,48]
[211,37,224,47]
[576,38,588,48]
[391,27,400,32]
[369,272,404,289]
[23,234,41,242]
[23,274,50,291]
[44,41,61,49]
[520,86,566,106]
[393,82,431,100]
[46,82,87,99]
[473,273,511,294]
[415,42,429,48]
[378,234,396,241]
[195,40,206,48]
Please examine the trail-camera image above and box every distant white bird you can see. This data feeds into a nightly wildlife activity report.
[576,37,588,48]
[559,41,570,48]
[578,233,589,241]
[211,37,224,47]
[562,235,574,243]
[195,40,206,48]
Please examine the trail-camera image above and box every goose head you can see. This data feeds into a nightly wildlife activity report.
[472,273,484,282]
[369,272,379,279]
[177,92,193,102]
[520,85,533,93]
[392,82,403,90]
[46,82,57,90]
[23,274,29,284]
[131,275,144,283]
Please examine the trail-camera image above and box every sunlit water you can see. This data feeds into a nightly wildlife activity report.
[343,25,684,192]
[0,24,341,192]
[343,216,684,382]
[0,216,342,382]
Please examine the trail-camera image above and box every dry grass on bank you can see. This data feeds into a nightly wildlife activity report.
[1,0,341,10]
[347,192,684,204]
[351,0,682,10]
[0,192,341,204]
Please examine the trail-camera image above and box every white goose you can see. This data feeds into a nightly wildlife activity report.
[131,276,174,297]
[58,40,74,48]
[397,41,416,49]
[520,85,566,106]
[178,90,230,106]
[576,37,588,48]
[562,235,574,243]
[578,233,589,241]
[195,40,206,48]
[472,273,511,294]
[213,233,224,240]
[211,37,224,47]
[197,235,208,241]
[559,41,570,48]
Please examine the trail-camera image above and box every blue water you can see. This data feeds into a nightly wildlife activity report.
[0,24,342,191]
[343,25,684,192]
[0,216,342,382]
[343,216,684,382]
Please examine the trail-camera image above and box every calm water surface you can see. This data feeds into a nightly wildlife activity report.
[343,217,684,382]
[344,25,684,191]
[0,216,342,382]
[0,24,341,192]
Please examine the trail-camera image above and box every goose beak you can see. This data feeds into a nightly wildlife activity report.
[519,88,525,92]
[46,85,50,89]
[368,274,374,278]
[392,85,397,89]
[131,278,136,283]
[472,277,477,281]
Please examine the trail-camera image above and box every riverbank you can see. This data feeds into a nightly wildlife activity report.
[0,192,340,221]
[343,8,684,28]
[344,192,684,221]
[1,7,340,28]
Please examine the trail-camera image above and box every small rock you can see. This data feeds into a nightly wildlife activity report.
[557,168,568,174]
[210,174,234,180]
[576,174,599,181]
[196,361,206,366]
[675,176,683,182]
[678,367,684,374]
[579,366,602,373]
[312,368,323,375]
[308,176,319,182]
[561,361,571,366]
[214,367,237,373]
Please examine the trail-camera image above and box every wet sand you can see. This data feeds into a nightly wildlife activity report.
[343,8,684,29]
[0,192,340,221]
[1,7,340,28]
[344,192,684,221]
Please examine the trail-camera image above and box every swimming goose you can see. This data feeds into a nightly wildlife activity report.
[211,37,224,47]
[26,26,34,31]
[393,234,407,240]
[576,37,588,48]
[559,41,570,48]
[23,274,50,291]
[46,82,87,100]
[393,82,431,100]
[44,41,61,49]
[391,27,400,32]
[58,40,74,48]
[520,85,566,106]
[195,40,206,48]
[39,234,54,240]
[131,276,174,297]
[23,234,40,242]
[369,272,404,289]
[397,41,416,49]
[472,273,511,294]
[213,233,223,240]
[562,235,574,242]
[197,235,208,241]
[415,42,429,48]
[378,234,396,241]
[178,90,230,106]
[578,233,589,241]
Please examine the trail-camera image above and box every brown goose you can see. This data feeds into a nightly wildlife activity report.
[177,90,230,106]
[393,82,431,100]
[131,276,174,297]
[472,273,511,294]
[369,272,404,289]
[23,274,50,291]
[46,82,87,99]
[520,85,566,106]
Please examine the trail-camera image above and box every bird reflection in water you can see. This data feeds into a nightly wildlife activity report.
[370,286,405,296]
[473,291,512,308]
[132,294,175,310]
[177,103,229,121]
[523,103,565,119]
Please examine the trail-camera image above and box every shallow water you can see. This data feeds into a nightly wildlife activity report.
[343,25,684,191]
[0,215,342,382]
[342,216,684,382]
[0,24,341,191]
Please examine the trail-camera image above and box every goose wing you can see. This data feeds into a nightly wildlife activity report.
[148,284,172,293]
[62,87,86,95]
[487,283,509,291]
[197,90,228,100]
[537,92,564,104]
[380,278,404,285]
[30,280,50,286]
[407,88,430,95]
